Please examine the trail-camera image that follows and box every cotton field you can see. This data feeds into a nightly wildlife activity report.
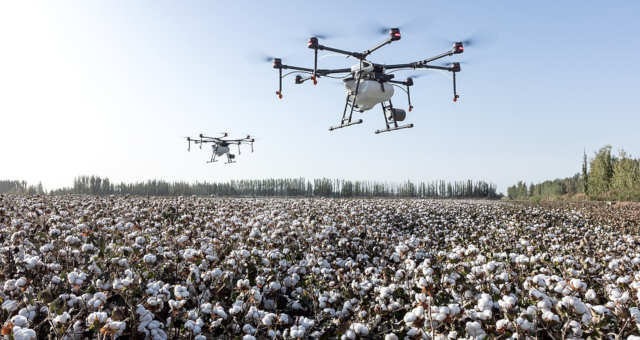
[0,195,639,340]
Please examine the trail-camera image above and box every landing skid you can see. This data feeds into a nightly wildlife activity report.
[375,124,414,134]
[375,100,414,134]
[329,119,363,131]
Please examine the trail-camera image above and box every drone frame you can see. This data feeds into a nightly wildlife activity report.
[186,133,255,164]
[272,28,464,133]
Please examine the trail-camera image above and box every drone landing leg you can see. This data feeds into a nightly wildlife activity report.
[329,73,364,131]
[375,100,414,134]
[207,153,218,163]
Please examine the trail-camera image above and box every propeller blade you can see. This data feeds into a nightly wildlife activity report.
[310,32,338,40]
[447,33,490,48]
[440,61,467,66]
[368,17,425,36]
[407,73,427,79]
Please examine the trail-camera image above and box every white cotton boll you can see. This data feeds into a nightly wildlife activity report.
[174,285,189,299]
[498,295,517,311]
[350,323,369,336]
[213,305,227,319]
[15,277,27,288]
[406,327,420,336]
[103,320,126,338]
[542,310,560,323]
[3,299,19,312]
[477,294,493,311]
[53,312,71,325]
[466,321,486,339]
[581,311,592,325]
[592,305,609,315]
[242,336,256,340]
[569,278,587,291]
[516,317,533,331]
[87,311,108,325]
[342,329,356,340]
[12,326,36,340]
[18,306,37,321]
[230,301,243,315]
[385,333,398,340]
[609,289,630,304]
[279,313,290,325]
[269,281,281,292]
[631,307,639,322]
[242,324,256,335]
[143,254,157,264]
[585,289,597,301]
[4,279,17,291]
[65,235,81,245]
[24,256,41,269]
[435,311,448,322]
[11,315,29,327]
[201,303,212,314]
[262,313,277,327]
[477,309,493,320]
[168,299,185,311]
[496,319,510,331]
[81,243,95,252]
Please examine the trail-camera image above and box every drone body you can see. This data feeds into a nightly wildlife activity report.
[186,133,254,164]
[271,28,465,134]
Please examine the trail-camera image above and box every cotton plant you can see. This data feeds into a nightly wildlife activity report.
[1,195,640,338]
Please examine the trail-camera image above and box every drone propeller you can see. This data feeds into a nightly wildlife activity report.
[448,33,488,48]
[407,73,428,79]
[259,55,280,63]
[440,61,467,66]
[309,31,338,40]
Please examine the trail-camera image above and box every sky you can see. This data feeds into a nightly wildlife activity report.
[1,1,639,193]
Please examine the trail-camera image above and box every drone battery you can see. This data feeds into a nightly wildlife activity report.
[387,108,406,122]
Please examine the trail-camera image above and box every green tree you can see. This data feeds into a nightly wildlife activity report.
[588,145,615,198]
[611,149,640,200]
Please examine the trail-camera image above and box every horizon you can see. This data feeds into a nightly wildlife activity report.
[2,1,639,193]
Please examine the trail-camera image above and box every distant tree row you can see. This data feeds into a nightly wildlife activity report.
[0,180,45,195]
[507,145,640,201]
[44,176,500,199]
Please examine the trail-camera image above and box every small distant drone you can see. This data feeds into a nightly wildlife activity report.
[186,133,255,164]
[270,28,466,134]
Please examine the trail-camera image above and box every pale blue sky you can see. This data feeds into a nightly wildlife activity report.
[1,1,639,193]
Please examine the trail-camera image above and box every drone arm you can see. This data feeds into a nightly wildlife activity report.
[362,39,393,58]
[419,64,452,71]
[384,45,462,70]
[316,44,364,60]
[316,68,352,75]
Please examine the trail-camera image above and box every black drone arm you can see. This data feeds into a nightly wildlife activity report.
[383,42,464,70]
[273,57,351,97]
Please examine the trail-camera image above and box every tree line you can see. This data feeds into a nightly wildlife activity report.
[507,145,640,201]
[25,176,501,199]
[0,180,45,195]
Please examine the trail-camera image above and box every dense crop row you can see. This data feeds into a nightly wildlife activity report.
[0,195,639,339]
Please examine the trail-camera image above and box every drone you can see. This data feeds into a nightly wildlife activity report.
[186,133,255,164]
[270,28,465,134]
